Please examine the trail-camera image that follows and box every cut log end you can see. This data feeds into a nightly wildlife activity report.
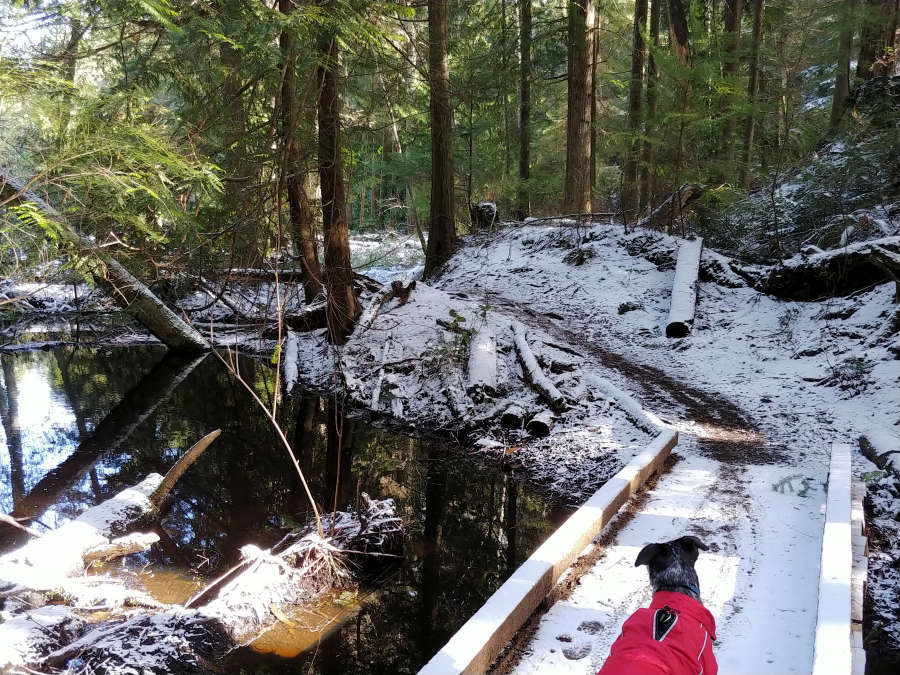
[665,321,691,338]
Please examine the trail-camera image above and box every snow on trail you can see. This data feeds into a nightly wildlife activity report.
[436,222,898,673]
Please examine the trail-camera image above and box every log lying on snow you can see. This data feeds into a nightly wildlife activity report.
[40,495,402,673]
[760,236,900,301]
[859,433,900,479]
[467,327,498,401]
[0,169,209,352]
[511,321,566,412]
[666,237,703,338]
[635,183,705,232]
[356,278,417,333]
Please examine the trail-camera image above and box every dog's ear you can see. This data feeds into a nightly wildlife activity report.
[635,543,664,567]
[675,536,709,554]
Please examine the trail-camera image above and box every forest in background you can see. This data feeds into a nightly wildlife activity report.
[2,0,897,301]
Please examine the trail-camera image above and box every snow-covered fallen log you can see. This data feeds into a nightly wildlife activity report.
[761,236,900,301]
[511,321,566,412]
[666,237,703,338]
[467,327,497,400]
[39,495,402,674]
[859,433,900,478]
[356,278,417,334]
[526,409,555,437]
[0,474,164,588]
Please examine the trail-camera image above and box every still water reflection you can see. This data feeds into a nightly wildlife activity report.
[0,347,558,673]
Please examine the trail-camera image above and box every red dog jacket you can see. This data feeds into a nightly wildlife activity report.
[598,591,717,675]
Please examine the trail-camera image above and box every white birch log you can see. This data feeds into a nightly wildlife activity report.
[466,327,497,400]
[666,237,703,338]
[511,322,566,411]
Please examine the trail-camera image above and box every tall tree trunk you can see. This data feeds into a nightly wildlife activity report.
[424,0,458,278]
[563,0,596,214]
[622,0,647,220]
[830,0,855,131]
[221,6,254,266]
[857,0,900,79]
[740,0,765,188]
[55,17,84,149]
[668,0,693,67]
[517,0,532,220]
[279,0,323,304]
[316,5,360,344]
[639,0,659,213]
[720,0,744,175]
[590,7,600,194]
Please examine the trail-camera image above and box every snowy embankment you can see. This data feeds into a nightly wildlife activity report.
[414,221,899,672]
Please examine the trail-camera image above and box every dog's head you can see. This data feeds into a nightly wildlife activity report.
[635,535,709,600]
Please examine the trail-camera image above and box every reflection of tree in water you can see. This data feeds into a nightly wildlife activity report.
[2,346,557,671]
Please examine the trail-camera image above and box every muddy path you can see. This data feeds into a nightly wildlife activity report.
[478,291,783,465]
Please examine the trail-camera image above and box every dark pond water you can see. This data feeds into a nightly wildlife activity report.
[0,346,559,673]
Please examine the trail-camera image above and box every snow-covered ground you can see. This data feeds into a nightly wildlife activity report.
[416,221,899,672]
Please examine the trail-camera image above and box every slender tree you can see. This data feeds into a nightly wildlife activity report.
[640,0,660,212]
[831,0,856,131]
[317,3,360,343]
[517,0,532,220]
[740,0,765,188]
[622,0,648,219]
[720,0,744,173]
[563,0,596,214]
[424,0,457,277]
[279,0,323,304]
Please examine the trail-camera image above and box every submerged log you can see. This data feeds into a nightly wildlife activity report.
[666,237,703,338]
[511,322,566,412]
[0,169,209,352]
[40,495,402,673]
[5,352,204,531]
[467,327,498,400]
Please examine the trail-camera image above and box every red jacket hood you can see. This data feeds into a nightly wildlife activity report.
[649,591,717,641]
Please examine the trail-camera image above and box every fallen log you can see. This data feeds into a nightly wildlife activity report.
[467,327,498,401]
[526,409,555,437]
[0,169,209,352]
[760,236,900,301]
[666,237,704,338]
[355,278,417,334]
[511,322,566,412]
[635,183,705,232]
[859,434,900,479]
[40,494,402,673]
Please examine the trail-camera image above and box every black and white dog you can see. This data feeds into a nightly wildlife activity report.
[598,536,718,675]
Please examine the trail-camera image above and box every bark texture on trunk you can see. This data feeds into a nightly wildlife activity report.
[668,0,693,67]
[720,0,744,171]
[857,0,899,79]
[563,0,596,214]
[830,0,855,131]
[741,0,765,188]
[424,0,457,278]
[640,0,661,212]
[280,0,323,304]
[517,0,532,220]
[623,0,648,220]
[0,170,209,352]
[317,9,360,343]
